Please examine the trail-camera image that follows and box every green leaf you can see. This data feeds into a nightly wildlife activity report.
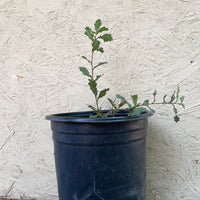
[98,88,109,99]
[116,94,132,108]
[116,94,126,102]
[99,34,113,42]
[143,100,149,106]
[174,115,180,122]
[95,75,103,81]
[173,105,178,114]
[94,62,108,69]
[89,114,98,118]
[131,95,138,106]
[85,27,94,40]
[88,79,98,96]
[97,26,109,34]
[92,39,100,51]
[97,47,104,53]
[163,95,167,104]
[147,105,155,113]
[108,98,117,110]
[130,107,146,116]
[153,90,157,97]
[153,90,157,102]
[79,67,91,78]
[81,56,91,63]
[88,105,97,111]
[176,86,180,102]
[94,19,102,31]
[103,112,110,118]
[118,101,126,108]
[179,95,185,109]
[180,103,185,109]
[180,96,184,103]
[169,91,175,103]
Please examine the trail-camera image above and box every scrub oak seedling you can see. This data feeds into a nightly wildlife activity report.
[80,19,185,122]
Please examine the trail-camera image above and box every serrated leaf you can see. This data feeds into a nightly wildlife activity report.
[88,105,97,111]
[94,19,101,31]
[174,115,180,122]
[99,34,113,42]
[81,56,91,63]
[97,26,109,34]
[143,100,149,106]
[79,67,91,78]
[88,79,98,96]
[98,88,109,99]
[131,95,138,106]
[130,107,146,116]
[116,94,132,108]
[94,62,108,69]
[97,47,104,53]
[92,39,100,51]
[85,27,94,40]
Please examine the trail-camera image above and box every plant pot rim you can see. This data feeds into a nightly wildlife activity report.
[45,109,153,123]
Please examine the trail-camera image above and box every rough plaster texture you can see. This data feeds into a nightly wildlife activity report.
[0,0,200,199]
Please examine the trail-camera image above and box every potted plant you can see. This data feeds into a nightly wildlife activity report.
[46,19,185,200]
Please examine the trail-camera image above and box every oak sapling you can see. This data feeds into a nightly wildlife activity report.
[80,19,112,118]
[80,19,185,122]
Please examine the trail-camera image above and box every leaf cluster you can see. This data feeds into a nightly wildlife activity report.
[84,19,113,53]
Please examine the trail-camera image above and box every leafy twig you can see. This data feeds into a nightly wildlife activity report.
[80,19,113,117]
[114,87,185,122]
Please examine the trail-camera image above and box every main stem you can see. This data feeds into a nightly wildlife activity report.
[90,50,101,117]
[149,102,182,106]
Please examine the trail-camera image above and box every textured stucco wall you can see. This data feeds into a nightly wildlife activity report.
[0,0,200,199]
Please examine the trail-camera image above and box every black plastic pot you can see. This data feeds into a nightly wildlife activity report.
[46,110,152,200]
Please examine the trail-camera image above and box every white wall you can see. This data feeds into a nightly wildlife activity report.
[0,0,200,199]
